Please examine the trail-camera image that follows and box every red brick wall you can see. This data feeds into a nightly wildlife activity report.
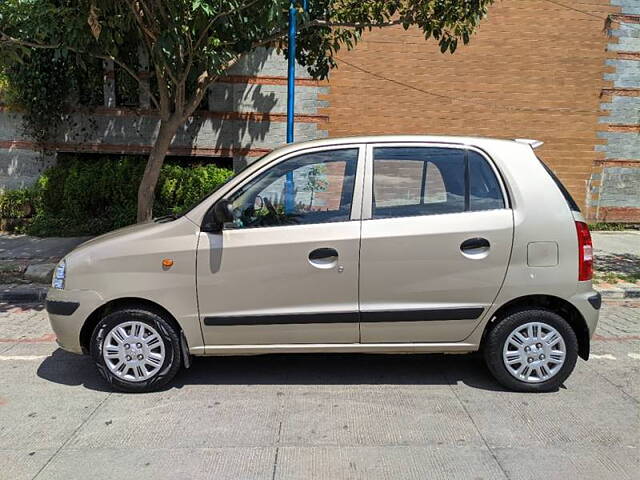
[321,0,616,212]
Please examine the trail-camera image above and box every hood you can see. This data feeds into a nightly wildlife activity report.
[71,221,160,254]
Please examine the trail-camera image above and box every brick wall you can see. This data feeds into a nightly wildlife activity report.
[321,0,624,217]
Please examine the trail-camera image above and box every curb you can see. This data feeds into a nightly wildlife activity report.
[594,284,640,300]
[0,286,48,304]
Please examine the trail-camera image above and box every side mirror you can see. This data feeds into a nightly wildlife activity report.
[201,199,234,233]
[214,199,235,224]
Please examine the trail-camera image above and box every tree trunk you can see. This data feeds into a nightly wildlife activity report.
[137,117,181,222]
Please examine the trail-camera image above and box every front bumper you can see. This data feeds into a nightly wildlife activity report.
[46,288,104,354]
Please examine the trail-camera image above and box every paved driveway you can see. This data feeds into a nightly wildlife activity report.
[0,301,638,480]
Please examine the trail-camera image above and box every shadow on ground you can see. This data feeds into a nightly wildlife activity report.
[37,348,519,393]
[0,301,45,313]
[595,251,640,276]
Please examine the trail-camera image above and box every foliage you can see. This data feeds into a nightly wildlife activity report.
[302,164,328,208]
[0,0,494,220]
[0,155,233,236]
[0,186,35,218]
[1,49,111,147]
[594,271,640,285]
[588,222,636,232]
[155,161,234,215]
[0,70,8,102]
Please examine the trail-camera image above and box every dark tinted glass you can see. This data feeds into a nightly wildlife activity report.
[468,151,505,211]
[372,147,466,219]
[372,147,505,219]
[228,149,358,228]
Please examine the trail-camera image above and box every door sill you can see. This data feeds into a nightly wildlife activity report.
[191,342,478,356]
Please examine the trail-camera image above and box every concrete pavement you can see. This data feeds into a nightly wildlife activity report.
[0,235,89,285]
[0,300,638,480]
[592,231,640,298]
[592,231,640,257]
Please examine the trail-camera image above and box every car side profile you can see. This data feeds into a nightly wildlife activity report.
[46,135,600,393]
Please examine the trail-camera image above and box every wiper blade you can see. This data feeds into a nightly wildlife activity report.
[154,214,180,223]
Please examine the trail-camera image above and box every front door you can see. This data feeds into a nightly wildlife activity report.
[359,144,514,343]
[197,146,364,346]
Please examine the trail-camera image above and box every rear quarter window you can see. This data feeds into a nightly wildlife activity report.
[537,158,581,212]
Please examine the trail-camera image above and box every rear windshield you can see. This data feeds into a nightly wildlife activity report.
[537,157,581,212]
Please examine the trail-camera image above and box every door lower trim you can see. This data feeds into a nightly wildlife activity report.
[361,308,484,322]
[203,308,483,326]
[204,311,359,326]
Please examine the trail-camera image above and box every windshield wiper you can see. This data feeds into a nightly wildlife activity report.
[153,213,180,223]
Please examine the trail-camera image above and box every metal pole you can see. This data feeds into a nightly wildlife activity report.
[286,2,297,144]
[286,0,307,143]
[284,1,307,213]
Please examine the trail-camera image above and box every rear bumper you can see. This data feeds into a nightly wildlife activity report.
[46,288,104,354]
[570,289,601,337]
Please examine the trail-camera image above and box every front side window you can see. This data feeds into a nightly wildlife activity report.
[372,147,504,219]
[226,148,358,229]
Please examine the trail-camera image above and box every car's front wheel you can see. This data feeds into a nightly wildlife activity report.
[91,307,182,393]
[484,308,578,392]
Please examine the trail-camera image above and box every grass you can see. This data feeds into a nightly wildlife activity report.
[593,271,640,285]
[588,222,638,232]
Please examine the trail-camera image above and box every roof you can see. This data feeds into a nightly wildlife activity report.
[265,134,536,159]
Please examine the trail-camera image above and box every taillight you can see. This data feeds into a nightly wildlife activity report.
[576,221,593,281]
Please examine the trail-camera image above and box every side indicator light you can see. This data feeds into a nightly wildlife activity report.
[162,258,174,269]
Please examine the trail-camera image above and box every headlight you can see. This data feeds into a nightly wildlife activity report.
[52,260,66,289]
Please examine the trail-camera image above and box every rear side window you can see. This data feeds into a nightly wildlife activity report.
[469,151,506,211]
[538,158,581,212]
[372,147,505,219]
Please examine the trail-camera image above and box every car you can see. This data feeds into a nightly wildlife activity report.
[46,135,600,393]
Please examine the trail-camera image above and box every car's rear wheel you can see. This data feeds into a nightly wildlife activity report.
[484,308,578,392]
[91,307,182,393]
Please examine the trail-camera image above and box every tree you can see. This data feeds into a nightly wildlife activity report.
[0,0,493,222]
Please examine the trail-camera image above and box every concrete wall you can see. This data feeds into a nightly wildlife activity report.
[588,0,640,222]
[0,48,328,188]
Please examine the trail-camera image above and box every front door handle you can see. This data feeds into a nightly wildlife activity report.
[308,248,339,269]
[460,237,490,256]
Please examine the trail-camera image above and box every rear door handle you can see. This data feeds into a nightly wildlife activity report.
[308,247,339,269]
[460,237,490,254]
[309,248,338,260]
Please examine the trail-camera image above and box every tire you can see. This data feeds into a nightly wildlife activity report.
[91,307,182,393]
[484,308,578,393]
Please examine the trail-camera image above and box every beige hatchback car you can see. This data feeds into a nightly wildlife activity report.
[47,135,600,393]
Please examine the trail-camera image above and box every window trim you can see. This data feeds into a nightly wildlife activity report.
[205,144,366,232]
[362,142,509,221]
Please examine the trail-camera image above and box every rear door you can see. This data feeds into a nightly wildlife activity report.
[359,143,514,343]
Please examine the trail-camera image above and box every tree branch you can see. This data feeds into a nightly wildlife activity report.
[193,0,263,54]
[0,31,59,49]
[181,56,243,121]
[124,0,159,43]
[306,18,405,28]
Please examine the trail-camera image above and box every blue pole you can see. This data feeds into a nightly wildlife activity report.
[284,1,299,214]
[286,2,297,144]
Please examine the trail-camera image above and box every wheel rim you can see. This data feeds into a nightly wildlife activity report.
[102,321,165,383]
[502,321,566,384]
